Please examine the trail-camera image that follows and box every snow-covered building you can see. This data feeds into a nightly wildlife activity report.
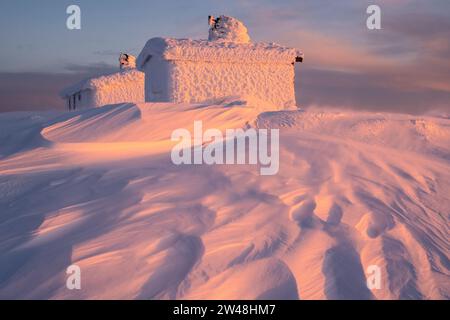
[137,16,303,110]
[61,54,145,110]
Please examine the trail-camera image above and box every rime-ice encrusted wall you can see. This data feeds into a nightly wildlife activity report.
[142,56,171,102]
[90,70,145,106]
[61,69,145,109]
[169,61,296,109]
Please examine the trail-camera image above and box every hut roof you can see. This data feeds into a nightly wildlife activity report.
[60,69,144,98]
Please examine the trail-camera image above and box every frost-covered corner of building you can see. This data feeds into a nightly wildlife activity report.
[137,15,304,111]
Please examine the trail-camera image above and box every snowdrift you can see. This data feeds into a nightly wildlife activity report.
[0,102,449,299]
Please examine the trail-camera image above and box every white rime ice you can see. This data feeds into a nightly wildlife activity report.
[208,15,251,44]
[60,69,145,109]
[119,54,137,70]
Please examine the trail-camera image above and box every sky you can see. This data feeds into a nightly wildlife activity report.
[0,0,449,114]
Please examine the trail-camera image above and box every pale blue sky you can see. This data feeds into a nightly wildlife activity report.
[0,0,388,72]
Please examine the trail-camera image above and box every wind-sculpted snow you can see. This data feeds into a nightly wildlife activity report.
[0,103,449,299]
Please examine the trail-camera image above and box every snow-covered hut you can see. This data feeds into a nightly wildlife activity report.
[136,16,303,110]
[61,54,145,110]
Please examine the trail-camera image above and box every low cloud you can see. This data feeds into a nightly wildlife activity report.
[0,63,116,113]
[288,10,450,114]
[93,49,120,57]
[63,62,116,76]
[296,67,450,114]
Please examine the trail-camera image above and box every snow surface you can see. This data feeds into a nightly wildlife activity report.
[0,102,449,299]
